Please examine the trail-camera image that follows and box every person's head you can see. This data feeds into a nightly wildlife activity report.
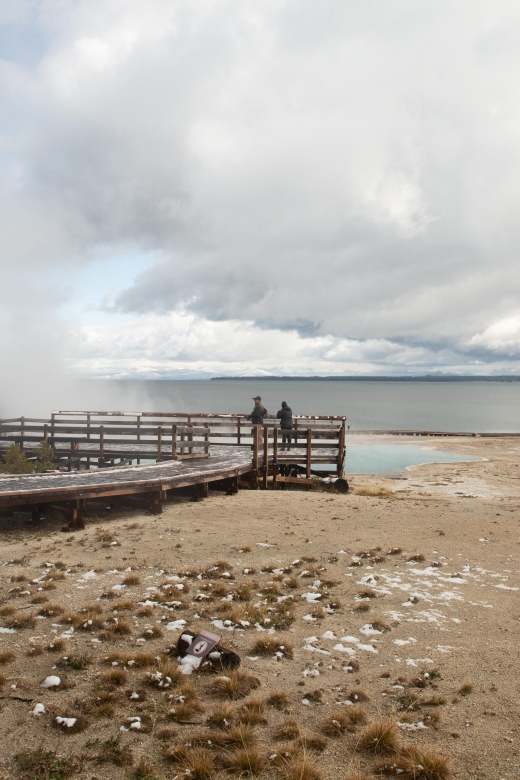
[281,401,288,409]
[253,395,261,404]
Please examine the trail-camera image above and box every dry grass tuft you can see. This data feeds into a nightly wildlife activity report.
[0,651,16,665]
[47,638,66,652]
[250,636,293,659]
[343,772,373,780]
[210,671,261,700]
[357,589,377,599]
[358,719,400,754]
[103,668,128,687]
[133,651,157,668]
[353,602,371,613]
[123,573,140,586]
[279,756,323,780]
[132,759,159,780]
[94,735,133,766]
[108,618,132,636]
[267,690,289,710]
[207,702,235,730]
[16,748,77,779]
[139,625,163,640]
[221,724,256,747]
[113,599,134,611]
[4,611,36,629]
[221,746,265,775]
[321,710,351,736]
[273,719,301,741]
[295,733,328,752]
[37,603,64,617]
[399,745,451,779]
[458,681,473,696]
[237,697,267,725]
[52,712,89,734]
[347,704,368,725]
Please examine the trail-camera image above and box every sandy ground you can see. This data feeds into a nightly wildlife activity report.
[0,436,518,780]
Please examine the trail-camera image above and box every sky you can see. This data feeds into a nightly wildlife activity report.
[2,0,520,393]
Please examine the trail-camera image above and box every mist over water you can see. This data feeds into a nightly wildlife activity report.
[3,379,519,433]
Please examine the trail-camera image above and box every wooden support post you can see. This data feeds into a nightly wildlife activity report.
[86,414,91,470]
[150,491,162,515]
[43,424,49,443]
[263,425,269,489]
[180,428,185,457]
[157,425,162,462]
[190,482,209,501]
[273,426,278,463]
[137,416,141,465]
[20,416,25,451]
[237,417,241,446]
[306,428,312,479]
[171,424,177,460]
[204,424,210,456]
[62,503,85,532]
[50,413,55,451]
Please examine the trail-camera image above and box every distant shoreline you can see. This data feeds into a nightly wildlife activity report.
[211,375,520,382]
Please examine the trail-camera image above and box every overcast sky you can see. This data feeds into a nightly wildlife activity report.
[2,0,520,384]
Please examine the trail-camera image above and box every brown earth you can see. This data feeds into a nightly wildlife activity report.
[0,435,518,780]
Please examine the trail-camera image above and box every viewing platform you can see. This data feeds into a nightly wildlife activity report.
[0,411,346,529]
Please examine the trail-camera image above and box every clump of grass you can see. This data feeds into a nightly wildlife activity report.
[168,699,204,722]
[221,724,256,747]
[295,733,328,752]
[407,554,425,563]
[113,599,134,611]
[210,671,261,700]
[279,756,323,780]
[132,759,159,780]
[42,581,57,591]
[343,772,374,780]
[94,735,133,766]
[321,710,351,736]
[30,594,49,604]
[267,691,289,710]
[458,681,473,696]
[47,638,66,652]
[0,650,16,665]
[146,660,181,689]
[103,668,128,687]
[37,603,64,617]
[310,606,326,619]
[52,712,89,734]
[207,702,235,730]
[237,697,267,725]
[16,749,77,779]
[108,618,132,636]
[0,605,16,616]
[387,547,402,555]
[221,747,265,775]
[423,696,446,707]
[347,704,368,725]
[358,719,400,754]
[250,636,293,658]
[353,602,371,613]
[27,645,44,656]
[233,583,255,601]
[274,719,301,741]
[123,573,140,586]
[139,625,163,640]
[347,688,369,703]
[59,654,91,671]
[357,589,377,599]
[4,611,36,629]
[133,651,157,668]
[397,745,451,779]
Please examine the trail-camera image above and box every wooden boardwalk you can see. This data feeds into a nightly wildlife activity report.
[0,411,347,529]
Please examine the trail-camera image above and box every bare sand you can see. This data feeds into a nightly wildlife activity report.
[0,436,518,780]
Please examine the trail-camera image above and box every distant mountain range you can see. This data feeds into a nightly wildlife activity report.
[211,375,520,382]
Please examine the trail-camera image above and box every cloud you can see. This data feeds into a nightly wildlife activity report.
[2,1,520,379]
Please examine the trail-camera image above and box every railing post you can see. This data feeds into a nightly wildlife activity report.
[171,424,177,460]
[252,425,259,472]
[306,428,312,479]
[20,416,25,451]
[237,417,241,446]
[157,425,162,462]
[338,421,346,476]
[43,424,49,443]
[98,425,104,467]
[263,425,269,489]
[273,426,278,464]
[187,416,193,455]
[204,424,210,456]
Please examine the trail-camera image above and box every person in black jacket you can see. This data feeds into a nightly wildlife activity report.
[277,401,293,449]
[248,396,268,425]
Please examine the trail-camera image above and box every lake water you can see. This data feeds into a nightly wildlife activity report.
[344,443,480,474]
[67,378,520,433]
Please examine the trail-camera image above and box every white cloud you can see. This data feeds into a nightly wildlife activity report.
[2,1,520,379]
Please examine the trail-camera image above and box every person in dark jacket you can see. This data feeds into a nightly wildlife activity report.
[277,401,293,449]
[248,396,268,425]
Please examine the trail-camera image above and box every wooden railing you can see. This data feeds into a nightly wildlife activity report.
[0,411,346,477]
